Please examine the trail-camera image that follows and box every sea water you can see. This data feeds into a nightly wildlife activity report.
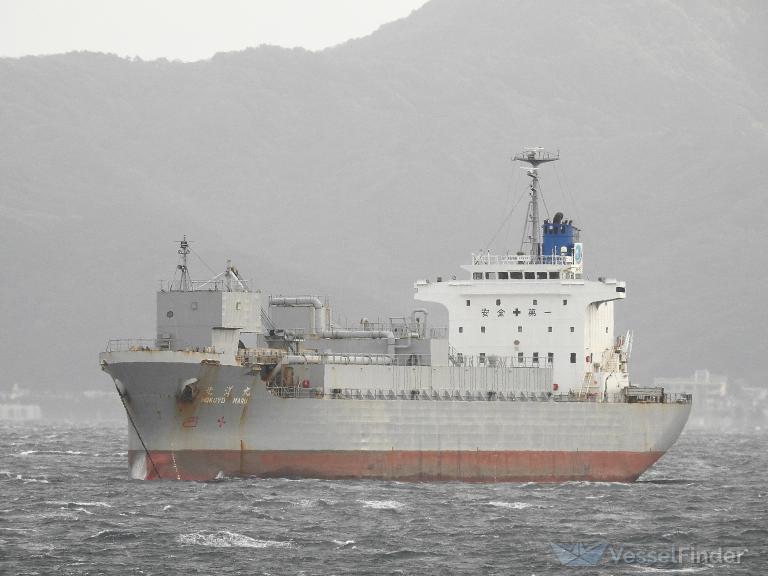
[1,422,765,575]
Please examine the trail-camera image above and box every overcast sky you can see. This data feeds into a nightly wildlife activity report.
[0,0,429,61]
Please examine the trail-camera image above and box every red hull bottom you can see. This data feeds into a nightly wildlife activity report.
[134,449,665,482]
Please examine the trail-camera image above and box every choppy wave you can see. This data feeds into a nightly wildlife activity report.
[629,567,710,574]
[88,529,139,542]
[487,501,531,509]
[46,501,112,508]
[178,530,291,549]
[1,471,49,483]
[359,500,405,510]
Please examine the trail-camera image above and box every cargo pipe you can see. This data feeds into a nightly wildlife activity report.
[269,296,325,333]
[265,352,393,383]
[318,330,396,356]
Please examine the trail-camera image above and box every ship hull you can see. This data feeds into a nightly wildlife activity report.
[133,449,665,482]
[103,352,691,482]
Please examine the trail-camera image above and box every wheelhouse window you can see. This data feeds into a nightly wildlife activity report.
[498,272,509,280]
[548,352,554,364]
[549,272,560,279]
[517,352,524,363]
[458,326,463,334]
[466,299,471,307]
[517,326,523,333]
[510,272,523,279]
[524,272,535,279]
[473,272,483,280]
[537,272,548,279]
[547,326,552,333]
[485,272,497,279]
[481,326,486,334]
[495,299,501,306]
[563,299,568,305]
[532,352,539,364]
[570,352,577,363]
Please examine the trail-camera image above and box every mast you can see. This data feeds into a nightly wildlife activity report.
[175,236,192,292]
[512,148,559,258]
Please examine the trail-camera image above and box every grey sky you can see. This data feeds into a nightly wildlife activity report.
[0,0,428,61]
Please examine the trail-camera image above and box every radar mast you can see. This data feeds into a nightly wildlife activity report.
[174,236,192,292]
[513,148,559,258]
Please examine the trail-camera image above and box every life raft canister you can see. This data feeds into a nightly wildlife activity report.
[301,379,311,388]
[553,383,559,391]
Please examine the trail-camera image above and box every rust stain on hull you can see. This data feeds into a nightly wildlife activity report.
[136,449,664,483]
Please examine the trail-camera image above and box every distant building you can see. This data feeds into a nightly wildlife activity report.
[655,370,766,432]
[0,383,42,422]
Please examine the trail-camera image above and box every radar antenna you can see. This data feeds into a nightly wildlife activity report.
[512,148,559,258]
[175,235,192,292]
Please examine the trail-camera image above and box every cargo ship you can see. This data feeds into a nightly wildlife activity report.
[100,149,691,482]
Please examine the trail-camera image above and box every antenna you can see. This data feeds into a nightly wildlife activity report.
[512,148,559,257]
[175,235,192,291]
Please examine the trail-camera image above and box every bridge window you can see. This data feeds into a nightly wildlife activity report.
[549,272,560,279]
[563,299,568,305]
[533,352,539,364]
[498,272,509,280]
[481,326,486,334]
[537,272,548,279]
[479,353,486,364]
[524,272,535,279]
[570,326,575,332]
[517,326,523,333]
[570,352,577,363]
[517,352,524,363]
[511,272,523,279]
[466,299,471,307]
[485,272,496,279]
[548,352,554,364]
[473,272,482,280]
[532,299,538,305]
[458,326,463,334]
[496,299,501,306]
[548,326,552,333]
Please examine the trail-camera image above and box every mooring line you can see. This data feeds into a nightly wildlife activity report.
[112,379,162,480]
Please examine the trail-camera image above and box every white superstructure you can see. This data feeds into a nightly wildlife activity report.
[416,149,630,398]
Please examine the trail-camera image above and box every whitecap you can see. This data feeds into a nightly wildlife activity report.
[488,501,531,509]
[20,475,49,484]
[359,500,405,510]
[17,450,87,457]
[178,530,291,549]
[629,566,709,574]
[333,539,356,547]
[46,501,112,508]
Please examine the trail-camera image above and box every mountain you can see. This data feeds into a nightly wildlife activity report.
[0,0,765,395]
